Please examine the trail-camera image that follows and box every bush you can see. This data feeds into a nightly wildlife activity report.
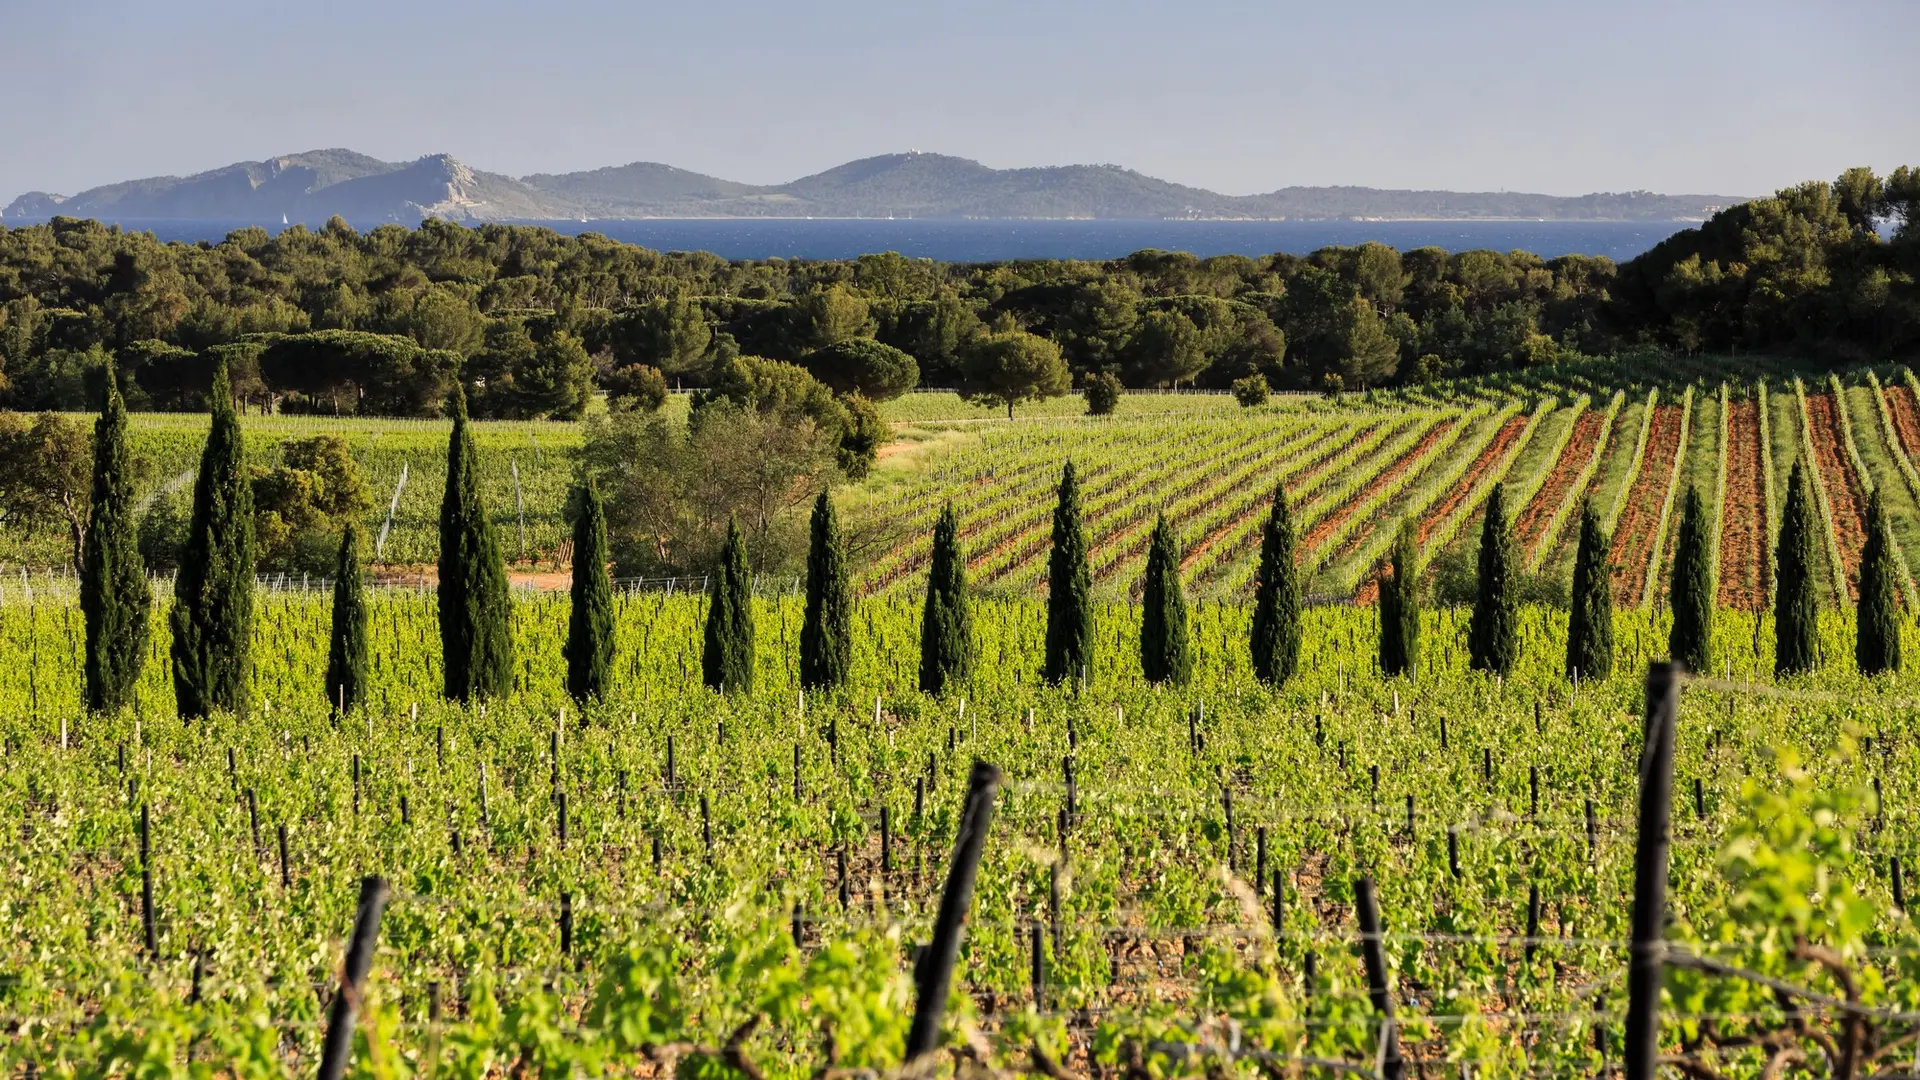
[1084,371,1122,416]
[1231,373,1270,407]
[1428,546,1568,607]
[604,363,668,412]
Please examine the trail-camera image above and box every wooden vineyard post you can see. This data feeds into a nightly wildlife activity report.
[905,760,1002,1060]
[318,875,392,1080]
[1626,662,1679,1080]
[1354,876,1405,1080]
[139,803,157,957]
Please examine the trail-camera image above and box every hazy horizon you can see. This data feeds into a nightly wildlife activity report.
[3,0,1914,202]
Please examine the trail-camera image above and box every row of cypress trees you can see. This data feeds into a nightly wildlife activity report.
[80,389,1905,718]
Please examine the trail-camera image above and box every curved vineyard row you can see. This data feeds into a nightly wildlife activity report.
[1718,396,1769,610]
[1802,386,1868,601]
[1515,398,1611,564]
[1609,398,1684,607]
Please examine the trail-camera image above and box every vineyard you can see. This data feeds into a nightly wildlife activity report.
[10,359,1920,1076]
[4,585,1920,1077]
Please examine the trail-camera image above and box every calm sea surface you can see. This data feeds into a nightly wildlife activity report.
[90,218,1691,263]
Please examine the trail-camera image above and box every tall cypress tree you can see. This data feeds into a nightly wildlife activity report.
[1377,519,1420,678]
[1667,485,1714,674]
[170,360,255,720]
[1139,515,1191,686]
[80,361,150,715]
[1565,500,1614,681]
[1857,487,1902,675]
[1249,483,1301,686]
[1043,462,1094,687]
[325,522,368,716]
[919,504,973,695]
[438,386,515,702]
[1468,484,1519,675]
[563,475,614,703]
[702,518,755,694]
[1775,460,1821,676]
[799,491,852,691]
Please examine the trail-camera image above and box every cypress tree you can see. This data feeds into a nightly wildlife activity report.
[1666,485,1714,674]
[919,504,973,695]
[1043,462,1094,687]
[1565,500,1614,681]
[1774,460,1821,676]
[438,386,515,702]
[1249,483,1302,686]
[1139,515,1191,686]
[1468,484,1519,675]
[1857,487,1902,675]
[80,361,150,715]
[563,475,615,703]
[170,360,255,720]
[1377,519,1420,678]
[325,522,368,716]
[799,491,852,691]
[702,518,755,694]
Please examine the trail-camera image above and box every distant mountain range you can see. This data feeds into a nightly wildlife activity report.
[3,149,1743,224]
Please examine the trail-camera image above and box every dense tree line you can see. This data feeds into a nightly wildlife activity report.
[0,165,1911,418]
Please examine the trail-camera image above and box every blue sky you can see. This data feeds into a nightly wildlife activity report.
[2,0,1914,200]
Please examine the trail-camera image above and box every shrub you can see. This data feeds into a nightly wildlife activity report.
[1232,373,1270,407]
[1084,371,1123,416]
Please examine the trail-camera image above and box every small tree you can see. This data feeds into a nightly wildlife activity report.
[171,360,257,719]
[1377,519,1420,678]
[919,504,973,695]
[959,329,1071,419]
[1249,484,1301,686]
[1857,487,1902,675]
[1667,485,1714,674]
[1043,463,1094,686]
[563,475,615,703]
[1084,371,1122,416]
[1139,515,1191,686]
[1565,500,1614,681]
[438,385,515,702]
[79,363,149,714]
[1232,374,1271,408]
[702,518,756,694]
[1467,484,1519,675]
[799,491,852,691]
[1774,460,1821,676]
[325,522,368,716]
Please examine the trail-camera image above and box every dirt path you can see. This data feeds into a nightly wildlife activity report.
[1415,415,1528,545]
[1805,392,1868,599]
[1609,405,1683,605]
[1514,410,1604,557]
[1717,401,1768,610]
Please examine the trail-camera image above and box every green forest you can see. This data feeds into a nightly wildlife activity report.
[0,166,1914,423]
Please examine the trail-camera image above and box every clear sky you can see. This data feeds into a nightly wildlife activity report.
[3,0,1914,201]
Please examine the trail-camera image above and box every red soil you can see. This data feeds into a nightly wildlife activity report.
[1174,426,1373,578]
[1086,427,1351,584]
[1717,402,1768,611]
[1609,405,1683,606]
[1804,393,1868,599]
[1514,410,1606,558]
[1887,384,1920,462]
[1415,415,1528,545]
[1300,419,1454,558]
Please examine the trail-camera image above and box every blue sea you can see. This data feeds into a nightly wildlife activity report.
[91,217,1691,263]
